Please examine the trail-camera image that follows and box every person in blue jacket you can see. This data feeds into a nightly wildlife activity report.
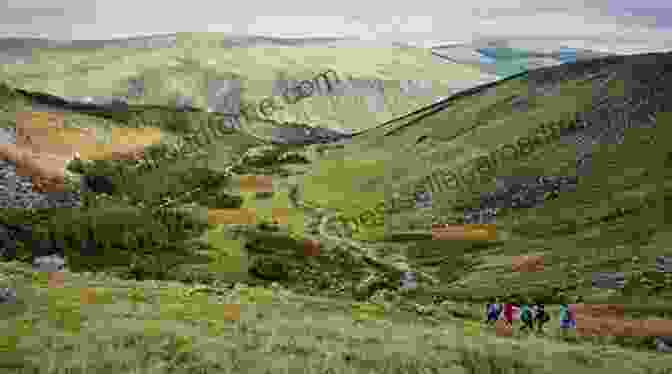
[485,298,501,325]
[559,303,575,336]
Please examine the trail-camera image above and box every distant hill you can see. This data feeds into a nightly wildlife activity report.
[0,32,489,138]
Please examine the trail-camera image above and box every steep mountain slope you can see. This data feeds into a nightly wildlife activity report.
[300,51,672,309]
[301,52,670,214]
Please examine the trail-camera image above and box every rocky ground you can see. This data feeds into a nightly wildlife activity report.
[0,126,82,210]
[462,176,579,224]
[0,125,83,261]
[453,54,671,224]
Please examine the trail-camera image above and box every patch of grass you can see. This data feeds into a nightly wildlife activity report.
[203,227,249,281]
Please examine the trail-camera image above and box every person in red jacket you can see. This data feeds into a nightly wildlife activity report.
[502,303,514,325]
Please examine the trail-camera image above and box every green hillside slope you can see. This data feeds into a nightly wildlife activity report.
[301,51,672,311]
[0,32,485,134]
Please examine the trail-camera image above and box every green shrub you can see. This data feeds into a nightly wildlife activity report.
[164,110,196,134]
[196,192,243,209]
[248,256,289,281]
[0,81,16,102]
[278,151,310,164]
[242,145,286,168]
[254,191,274,200]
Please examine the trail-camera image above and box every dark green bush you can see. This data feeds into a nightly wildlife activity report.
[254,191,274,200]
[352,272,402,300]
[0,81,16,102]
[180,167,231,189]
[242,146,287,168]
[279,152,310,164]
[65,158,88,174]
[24,206,212,280]
[196,192,243,209]
[163,111,196,134]
[256,220,280,232]
[248,256,289,281]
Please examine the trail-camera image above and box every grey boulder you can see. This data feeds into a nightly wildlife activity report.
[33,254,66,272]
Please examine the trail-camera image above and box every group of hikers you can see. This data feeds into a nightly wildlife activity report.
[484,299,576,334]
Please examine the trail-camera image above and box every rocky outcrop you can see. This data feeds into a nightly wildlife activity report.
[454,52,672,223]
[656,337,672,352]
[462,176,578,223]
[0,126,82,210]
[0,287,17,304]
[269,124,355,145]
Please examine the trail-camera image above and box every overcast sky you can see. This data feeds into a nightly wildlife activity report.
[0,0,670,52]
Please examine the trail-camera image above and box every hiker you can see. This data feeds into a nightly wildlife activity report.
[559,303,575,335]
[533,303,550,332]
[502,302,514,326]
[519,303,534,331]
[485,299,501,325]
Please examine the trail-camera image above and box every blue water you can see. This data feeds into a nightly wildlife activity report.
[477,47,531,60]
[479,54,497,64]
[477,47,535,78]
[478,46,579,77]
[558,47,577,64]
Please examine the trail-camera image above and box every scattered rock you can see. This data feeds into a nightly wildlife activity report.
[0,126,83,210]
[656,337,672,352]
[0,287,17,304]
[127,77,145,98]
[33,254,66,272]
[400,271,418,290]
[464,176,578,223]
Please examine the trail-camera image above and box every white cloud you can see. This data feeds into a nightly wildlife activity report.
[0,1,670,53]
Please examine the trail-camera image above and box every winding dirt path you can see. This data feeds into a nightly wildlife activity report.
[287,189,439,285]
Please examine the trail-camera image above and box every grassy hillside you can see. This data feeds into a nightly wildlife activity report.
[0,32,485,134]
[1,41,672,373]
[300,51,672,309]
[1,260,671,374]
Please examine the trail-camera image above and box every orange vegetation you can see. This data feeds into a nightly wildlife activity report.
[572,304,672,337]
[0,111,163,192]
[238,175,273,193]
[207,208,257,225]
[431,224,497,241]
[511,255,544,272]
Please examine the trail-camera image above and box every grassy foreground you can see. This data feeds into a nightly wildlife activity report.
[1,261,671,374]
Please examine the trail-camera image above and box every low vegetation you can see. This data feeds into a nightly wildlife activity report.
[1,44,672,373]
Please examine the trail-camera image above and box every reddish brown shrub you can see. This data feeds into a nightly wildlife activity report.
[511,255,544,272]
